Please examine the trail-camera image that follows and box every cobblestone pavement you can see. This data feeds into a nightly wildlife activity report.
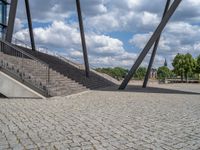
[0,84,200,150]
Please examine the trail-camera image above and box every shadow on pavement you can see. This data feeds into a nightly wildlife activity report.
[0,93,7,98]
[97,85,200,95]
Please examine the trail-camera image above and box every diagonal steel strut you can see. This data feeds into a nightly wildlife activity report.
[6,0,36,51]
[6,0,18,43]
[119,0,182,90]
[76,0,90,78]
[143,0,171,88]
[25,0,36,51]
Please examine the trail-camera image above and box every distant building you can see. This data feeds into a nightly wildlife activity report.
[164,58,168,67]
[150,68,157,79]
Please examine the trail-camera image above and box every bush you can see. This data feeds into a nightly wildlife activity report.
[95,67,128,80]
[157,66,171,80]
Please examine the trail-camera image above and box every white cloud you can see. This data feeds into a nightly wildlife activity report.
[14,18,24,32]
[141,12,159,26]
[11,0,200,69]
[129,32,152,49]
[87,34,125,56]
[14,20,138,68]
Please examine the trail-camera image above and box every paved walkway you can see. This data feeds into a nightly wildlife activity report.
[0,84,200,150]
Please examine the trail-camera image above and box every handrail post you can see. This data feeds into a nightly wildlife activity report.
[47,66,50,83]
[46,66,50,96]
[21,53,24,79]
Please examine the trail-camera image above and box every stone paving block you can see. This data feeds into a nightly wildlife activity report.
[0,84,200,149]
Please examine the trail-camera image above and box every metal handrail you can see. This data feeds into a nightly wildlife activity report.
[12,36,53,55]
[12,36,86,68]
[58,55,84,69]
[8,36,118,86]
[12,37,99,70]
[7,34,104,69]
[12,38,31,49]
[2,39,49,67]
[0,40,50,95]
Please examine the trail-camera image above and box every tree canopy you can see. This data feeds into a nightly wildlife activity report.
[172,53,196,81]
[95,53,200,82]
[95,67,148,80]
[133,67,147,80]
[95,67,128,80]
[197,55,200,73]
[172,53,185,80]
[157,66,171,80]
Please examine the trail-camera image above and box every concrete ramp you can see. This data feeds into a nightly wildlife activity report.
[0,71,45,99]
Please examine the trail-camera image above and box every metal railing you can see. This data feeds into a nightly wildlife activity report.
[11,37,87,69]
[0,39,50,95]
[11,37,118,84]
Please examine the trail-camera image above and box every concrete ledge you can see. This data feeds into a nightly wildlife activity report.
[0,71,45,99]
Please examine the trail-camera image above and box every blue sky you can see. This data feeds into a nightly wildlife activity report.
[11,0,200,68]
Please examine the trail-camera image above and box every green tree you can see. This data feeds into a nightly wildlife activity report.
[133,67,147,80]
[95,67,128,80]
[184,53,196,81]
[196,55,200,74]
[112,67,128,80]
[196,55,200,80]
[172,53,185,81]
[172,53,196,81]
[157,66,171,80]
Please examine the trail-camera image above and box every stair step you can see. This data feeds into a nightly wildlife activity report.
[4,45,116,97]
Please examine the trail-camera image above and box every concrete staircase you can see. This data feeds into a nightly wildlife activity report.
[0,41,116,97]
[18,46,116,90]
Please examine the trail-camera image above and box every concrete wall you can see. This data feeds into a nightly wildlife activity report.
[0,71,45,99]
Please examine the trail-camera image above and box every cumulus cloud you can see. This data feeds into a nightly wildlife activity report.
[11,0,200,68]
[129,20,200,68]
[129,32,152,49]
[14,20,137,68]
